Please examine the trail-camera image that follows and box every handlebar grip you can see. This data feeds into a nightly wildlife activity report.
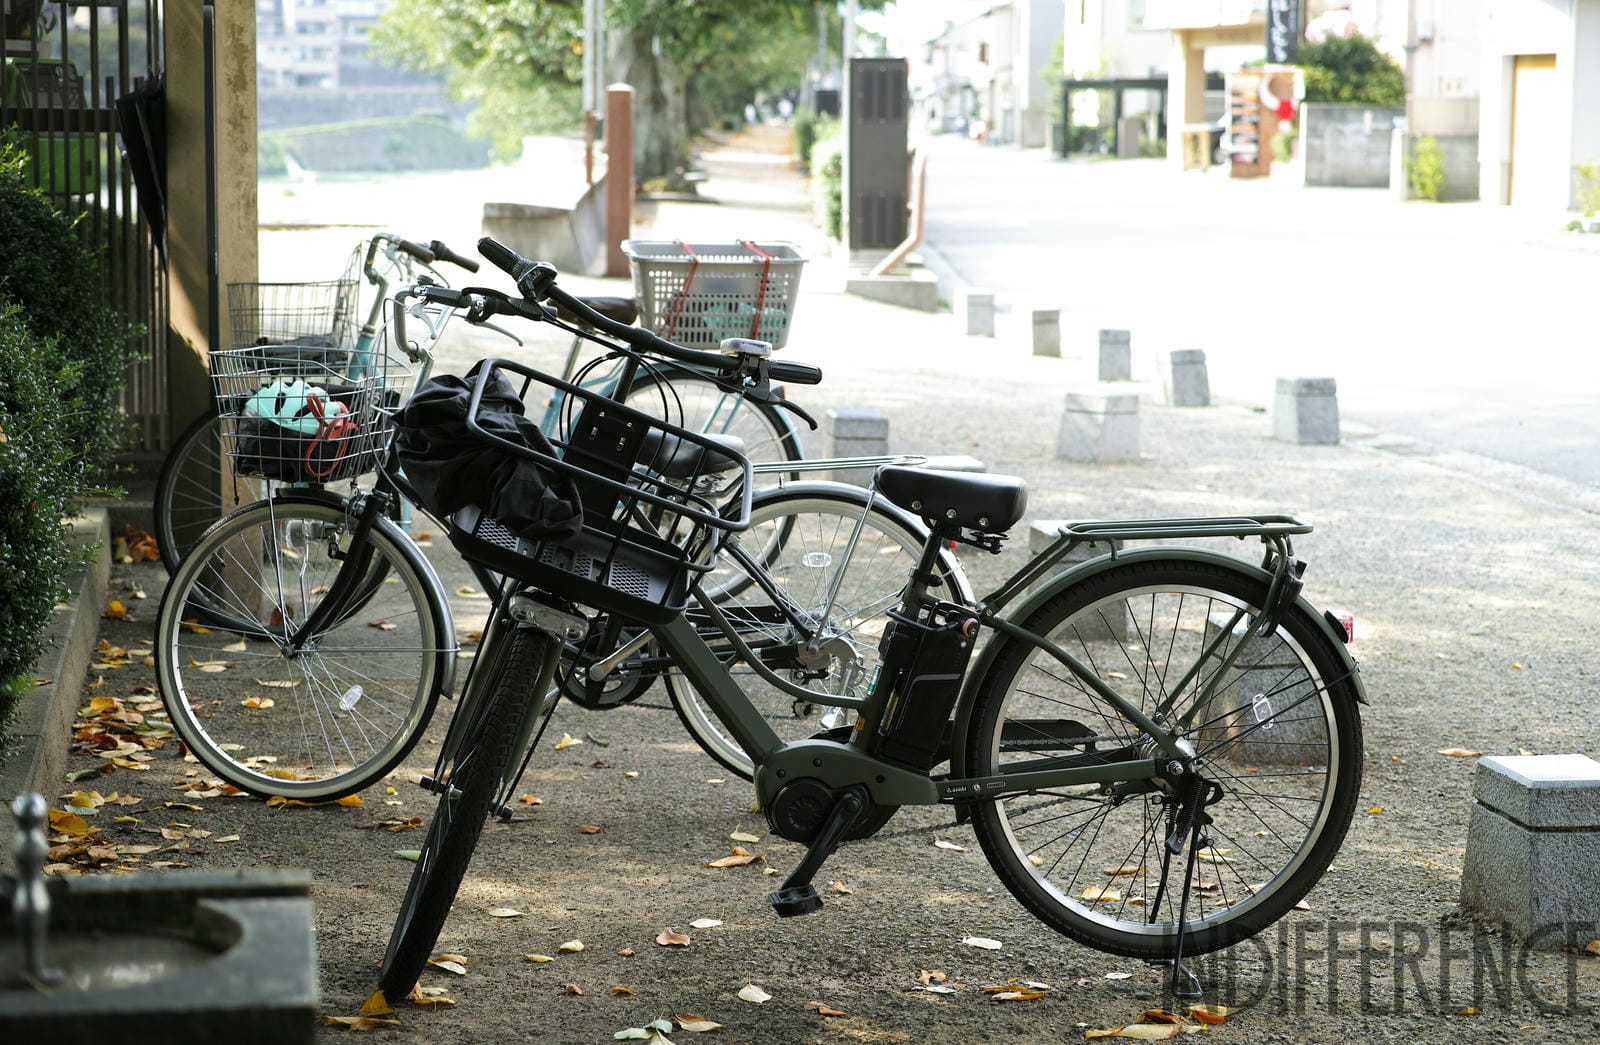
[477,237,524,278]
[396,238,436,263]
[429,240,480,273]
[767,360,823,386]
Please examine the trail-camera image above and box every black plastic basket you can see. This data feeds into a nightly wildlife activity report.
[446,358,754,625]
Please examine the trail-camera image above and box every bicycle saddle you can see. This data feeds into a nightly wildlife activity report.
[555,295,639,329]
[637,430,746,479]
[875,465,1028,534]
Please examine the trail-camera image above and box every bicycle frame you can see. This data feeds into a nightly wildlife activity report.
[647,513,1364,813]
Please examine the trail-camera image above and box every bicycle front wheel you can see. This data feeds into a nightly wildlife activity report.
[965,556,1364,959]
[665,484,972,780]
[155,493,452,799]
[378,625,558,999]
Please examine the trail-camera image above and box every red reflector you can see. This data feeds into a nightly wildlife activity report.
[1326,610,1354,643]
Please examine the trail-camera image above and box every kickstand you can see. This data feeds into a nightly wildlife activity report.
[1151,778,1216,1000]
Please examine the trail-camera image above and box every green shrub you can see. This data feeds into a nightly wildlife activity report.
[793,109,817,169]
[0,133,138,479]
[1271,127,1298,164]
[1405,135,1446,201]
[811,136,843,241]
[1575,160,1600,217]
[0,304,91,745]
[1299,33,1406,107]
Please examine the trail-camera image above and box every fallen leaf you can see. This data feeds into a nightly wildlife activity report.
[1187,1004,1229,1025]
[324,1016,402,1031]
[558,939,585,953]
[1367,806,1385,815]
[617,948,635,957]
[657,928,691,947]
[1081,886,1121,903]
[917,970,948,985]
[1438,747,1483,758]
[520,794,543,805]
[357,990,395,1016]
[428,958,468,976]
[688,918,722,929]
[738,984,772,1004]
[455,585,486,598]
[672,1015,723,1032]
[611,985,634,996]
[962,936,1002,950]
[624,771,640,779]
[1585,940,1600,956]
[527,954,554,963]
[487,907,524,918]
[916,984,958,995]
[806,1001,847,1016]
[1511,661,1523,670]
[256,679,301,689]
[221,639,248,653]
[554,733,582,751]
[988,989,1047,1002]
[830,880,854,895]
[705,846,761,868]
[103,600,128,620]
[1104,971,1135,980]
[934,837,967,852]
[1102,863,1144,876]
[729,829,762,843]
[579,824,603,834]
[241,697,275,709]
[561,983,583,996]
[395,849,421,862]
[368,619,398,631]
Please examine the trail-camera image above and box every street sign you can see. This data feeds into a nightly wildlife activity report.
[1266,0,1300,65]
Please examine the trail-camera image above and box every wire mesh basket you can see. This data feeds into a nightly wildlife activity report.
[209,321,421,485]
[440,358,754,624]
[225,246,362,376]
[622,240,804,350]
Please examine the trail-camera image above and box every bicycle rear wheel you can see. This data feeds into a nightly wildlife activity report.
[155,493,451,799]
[378,624,558,999]
[665,484,972,780]
[625,369,802,476]
[965,556,1363,959]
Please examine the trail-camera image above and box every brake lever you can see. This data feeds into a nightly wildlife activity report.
[478,319,525,347]
[771,395,818,431]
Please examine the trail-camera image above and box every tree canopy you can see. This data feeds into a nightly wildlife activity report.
[373,0,841,177]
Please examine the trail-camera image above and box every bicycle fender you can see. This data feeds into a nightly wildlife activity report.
[947,546,1369,783]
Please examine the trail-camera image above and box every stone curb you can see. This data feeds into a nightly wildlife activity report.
[0,508,111,844]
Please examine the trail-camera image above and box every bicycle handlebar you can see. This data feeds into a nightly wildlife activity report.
[429,239,480,273]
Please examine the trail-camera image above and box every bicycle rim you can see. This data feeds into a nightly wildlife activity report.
[666,487,969,779]
[967,558,1363,958]
[156,495,449,799]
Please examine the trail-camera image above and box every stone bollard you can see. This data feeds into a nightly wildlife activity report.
[1460,754,1600,948]
[958,287,995,337]
[1031,307,1061,358]
[1273,377,1340,444]
[825,407,889,485]
[1026,521,1127,636]
[1098,329,1132,382]
[1160,349,1211,407]
[1057,388,1139,463]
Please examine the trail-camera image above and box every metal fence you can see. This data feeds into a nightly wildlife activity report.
[1,0,169,455]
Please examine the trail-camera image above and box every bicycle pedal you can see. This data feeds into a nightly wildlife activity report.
[768,885,824,918]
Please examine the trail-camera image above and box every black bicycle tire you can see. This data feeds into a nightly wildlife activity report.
[154,411,227,575]
[156,492,449,799]
[623,369,804,478]
[966,557,1363,960]
[377,627,549,999]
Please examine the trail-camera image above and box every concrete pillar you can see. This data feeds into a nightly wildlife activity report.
[1273,377,1340,444]
[605,84,634,278]
[958,287,995,337]
[1166,31,1208,169]
[166,0,258,433]
[1031,306,1061,357]
[1025,521,1125,639]
[1461,754,1600,948]
[1098,329,1132,381]
[1057,389,1139,463]
[826,407,889,485]
[1160,349,1211,406]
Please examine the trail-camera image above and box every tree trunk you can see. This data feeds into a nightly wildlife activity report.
[607,31,690,184]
